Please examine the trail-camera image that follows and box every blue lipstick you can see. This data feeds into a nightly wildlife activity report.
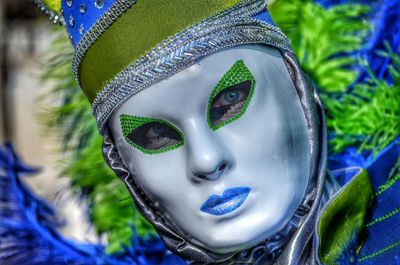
[200,187,251,216]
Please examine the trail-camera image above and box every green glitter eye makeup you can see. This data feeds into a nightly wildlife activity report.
[120,115,184,154]
[208,60,256,130]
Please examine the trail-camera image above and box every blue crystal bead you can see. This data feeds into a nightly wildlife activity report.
[69,15,74,27]
[79,24,84,35]
[95,0,105,9]
[79,4,87,14]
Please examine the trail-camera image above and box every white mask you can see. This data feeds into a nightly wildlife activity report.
[109,45,311,254]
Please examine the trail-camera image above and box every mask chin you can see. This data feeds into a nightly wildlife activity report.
[101,49,325,264]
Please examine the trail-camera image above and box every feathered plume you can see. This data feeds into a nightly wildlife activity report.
[0,143,185,265]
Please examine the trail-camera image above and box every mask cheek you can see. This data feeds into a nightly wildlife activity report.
[128,148,190,208]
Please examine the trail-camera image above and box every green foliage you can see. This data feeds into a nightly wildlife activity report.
[327,46,400,154]
[270,0,370,93]
[41,29,155,253]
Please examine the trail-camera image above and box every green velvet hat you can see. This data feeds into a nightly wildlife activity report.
[34,0,292,133]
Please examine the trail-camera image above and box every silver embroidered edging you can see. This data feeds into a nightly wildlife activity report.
[32,0,65,25]
[72,0,137,80]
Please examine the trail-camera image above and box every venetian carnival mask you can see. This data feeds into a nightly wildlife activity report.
[109,45,311,253]
[34,0,326,263]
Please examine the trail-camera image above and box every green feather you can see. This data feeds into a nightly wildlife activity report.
[41,28,155,253]
[326,46,400,154]
[43,0,62,13]
[270,0,399,155]
[269,0,370,93]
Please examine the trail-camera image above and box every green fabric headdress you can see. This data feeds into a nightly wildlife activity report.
[35,0,292,132]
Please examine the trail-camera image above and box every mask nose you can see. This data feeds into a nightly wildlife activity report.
[193,161,228,182]
[185,118,233,182]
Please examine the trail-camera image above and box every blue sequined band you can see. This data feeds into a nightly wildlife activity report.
[62,0,133,47]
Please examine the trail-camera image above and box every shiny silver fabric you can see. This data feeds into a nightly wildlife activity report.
[101,50,338,264]
[263,53,340,265]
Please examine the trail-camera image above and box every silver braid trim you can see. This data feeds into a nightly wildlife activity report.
[89,1,292,132]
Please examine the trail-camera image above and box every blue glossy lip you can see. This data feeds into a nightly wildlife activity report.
[200,187,251,216]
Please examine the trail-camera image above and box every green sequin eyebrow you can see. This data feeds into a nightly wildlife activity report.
[207,60,256,130]
[119,114,184,155]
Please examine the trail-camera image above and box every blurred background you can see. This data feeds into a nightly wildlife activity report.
[0,0,97,243]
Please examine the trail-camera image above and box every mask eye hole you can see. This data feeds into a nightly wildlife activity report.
[207,60,255,130]
[209,80,252,127]
[120,115,184,154]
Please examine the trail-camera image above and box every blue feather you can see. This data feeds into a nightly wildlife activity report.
[0,143,185,265]
[328,147,374,173]
[358,0,400,84]
[314,0,379,9]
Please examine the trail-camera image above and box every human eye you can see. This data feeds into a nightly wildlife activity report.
[119,115,184,154]
[207,60,255,130]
